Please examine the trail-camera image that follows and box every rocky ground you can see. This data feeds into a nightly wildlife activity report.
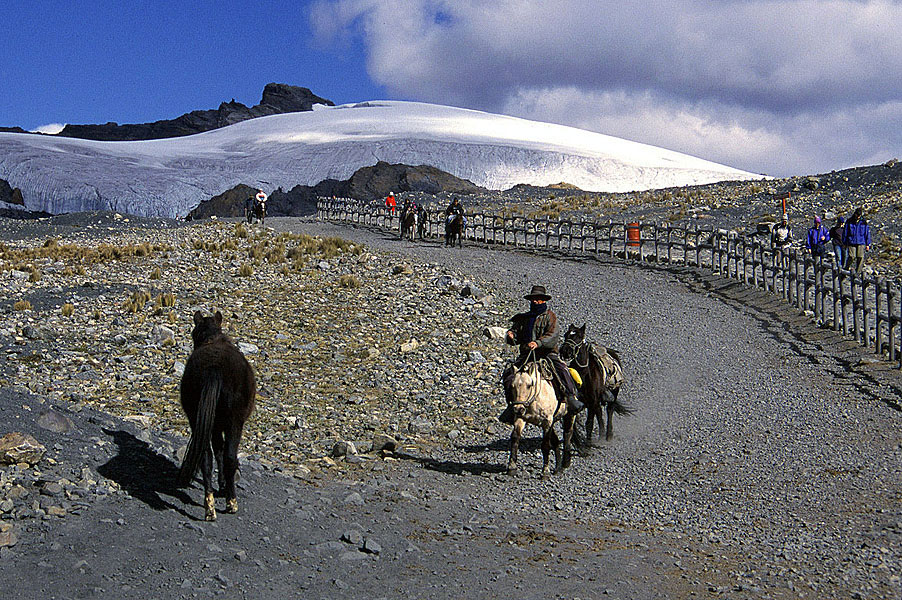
[0,212,899,599]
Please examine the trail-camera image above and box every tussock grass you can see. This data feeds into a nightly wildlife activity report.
[339,274,361,288]
[13,300,32,311]
[61,303,75,317]
[238,263,253,277]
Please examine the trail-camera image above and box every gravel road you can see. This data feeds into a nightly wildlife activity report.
[1,215,899,600]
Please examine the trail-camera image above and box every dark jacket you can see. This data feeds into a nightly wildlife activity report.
[806,225,829,251]
[446,202,464,217]
[844,220,871,246]
[829,223,845,246]
[506,308,560,357]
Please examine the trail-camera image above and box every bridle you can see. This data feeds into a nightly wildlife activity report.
[511,349,542,406]
[560,336,589,368]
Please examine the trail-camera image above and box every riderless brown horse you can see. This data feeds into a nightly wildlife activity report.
[177,311,256,521]
[560,324,630,444]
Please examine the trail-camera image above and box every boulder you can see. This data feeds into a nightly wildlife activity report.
[0,432,45,466]
[36,410,75,434]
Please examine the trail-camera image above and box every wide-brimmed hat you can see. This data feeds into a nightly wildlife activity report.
[524,285,551,300]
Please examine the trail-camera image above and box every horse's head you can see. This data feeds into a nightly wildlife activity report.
[191,310,223,348]
[560,323,586,361]
[511,361,541,402]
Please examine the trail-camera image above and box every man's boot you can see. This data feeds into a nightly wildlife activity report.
[566,393,584,412]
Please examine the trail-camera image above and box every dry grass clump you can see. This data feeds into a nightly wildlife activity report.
[287,234,363,259]
[238,263,254,277]
[28,268,41,282]
[122,289,152,313]
[13,300,32,311]
[234,222,248,238]
[0,240,168,269]
[155,292,176,309]
[150,266,162,280]
[339,274,361,288]
[61,303,75,317]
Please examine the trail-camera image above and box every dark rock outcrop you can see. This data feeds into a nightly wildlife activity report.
[187,161,484,220]
[57,83,334,141]
[0,126,27,134]
[0,178,25,206]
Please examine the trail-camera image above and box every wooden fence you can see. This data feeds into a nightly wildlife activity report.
[317,199,902,367]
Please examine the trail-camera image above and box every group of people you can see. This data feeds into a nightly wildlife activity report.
[774,209,872,274]
[386,193,468,229]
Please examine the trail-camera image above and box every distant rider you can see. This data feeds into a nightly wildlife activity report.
[446,197,465,228]
[498,285,583,424]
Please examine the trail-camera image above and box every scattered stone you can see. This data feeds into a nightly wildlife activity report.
[343,492,364,506]
[341,529,363,546]
[0,530,17,547]
[399,340,419,353]
[37,410,75,434]
[237,342,259,354]
[0,432,45,466]
[362,537,382,555]
[392,264,413,275]
[150,324,175,344]
[370,433,397,453]
[483,326,508,340]
[331,440,357,458]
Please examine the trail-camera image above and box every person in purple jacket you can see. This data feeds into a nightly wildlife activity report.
[829,216,846,268]
[805,216,830,259]
[843,208,871,274]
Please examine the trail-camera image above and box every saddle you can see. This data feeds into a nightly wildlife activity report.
[589,344,624,389]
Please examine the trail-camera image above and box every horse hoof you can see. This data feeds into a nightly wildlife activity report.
[225,498,238,514]
[507,467,518,476]
[205,510,217,522]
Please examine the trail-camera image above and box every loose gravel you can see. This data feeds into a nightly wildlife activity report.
[0,213,898,600]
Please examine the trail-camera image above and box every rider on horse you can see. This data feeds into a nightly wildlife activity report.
[499,285,583,424]
[446,197,465,226]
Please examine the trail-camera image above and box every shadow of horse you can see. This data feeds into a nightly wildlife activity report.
[97,428,196,519]
[393,450,508,476]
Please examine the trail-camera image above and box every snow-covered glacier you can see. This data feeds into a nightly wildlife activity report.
[0,101,762,218]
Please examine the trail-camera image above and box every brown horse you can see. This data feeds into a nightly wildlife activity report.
[507,359,575,478]
[560,324,630,444]
[177,311,256,521]
[253,201,266,226]
[445,213,464,247]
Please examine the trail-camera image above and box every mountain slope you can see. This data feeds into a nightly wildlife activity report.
[0,101,762,218]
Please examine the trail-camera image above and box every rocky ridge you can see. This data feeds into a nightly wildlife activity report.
[187,161,484,220]
[54,83,334,141]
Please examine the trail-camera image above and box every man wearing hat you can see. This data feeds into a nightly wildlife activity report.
[498,285,582,424]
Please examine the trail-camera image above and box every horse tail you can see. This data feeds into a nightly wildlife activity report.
[177,372,221,487]
[604,387,634,415]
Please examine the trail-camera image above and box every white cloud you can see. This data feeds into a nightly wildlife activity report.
[309,0,902,176]
[32,123,66,135]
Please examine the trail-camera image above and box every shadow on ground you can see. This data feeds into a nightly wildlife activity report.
[97,428,197,519]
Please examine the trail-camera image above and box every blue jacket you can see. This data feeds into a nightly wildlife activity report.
[844,221,871,246]
[806,225,829,250]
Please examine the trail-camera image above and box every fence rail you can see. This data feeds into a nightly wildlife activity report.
[317,199,902,367]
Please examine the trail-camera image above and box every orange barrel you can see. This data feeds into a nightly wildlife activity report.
[627,222,641,247]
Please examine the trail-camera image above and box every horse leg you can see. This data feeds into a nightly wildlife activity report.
[560,413,575,470]
[201,444,216,521]
[540,426,553,479]
[212,429,225,494]
[605,399,615,440]
[222,424,243,514]
[508,420,524,475]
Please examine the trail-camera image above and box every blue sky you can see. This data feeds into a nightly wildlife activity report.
[1,1,384,127]
[3,1,901,178]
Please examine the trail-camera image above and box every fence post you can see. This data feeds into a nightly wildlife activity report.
[889,283,898,363]
[876,279,885,356]
[851,275,861,343]
[862,277,871,348]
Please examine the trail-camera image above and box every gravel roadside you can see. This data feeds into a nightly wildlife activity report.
[0,214,899,600]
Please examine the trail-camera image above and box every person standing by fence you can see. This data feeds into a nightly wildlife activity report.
[772,214,792,267]
[844,208,871,274]
[806,216,829,259]
[385,192,396,213]
[829,216,846,268]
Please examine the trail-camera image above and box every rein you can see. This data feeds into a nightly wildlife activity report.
[561,338,589,368]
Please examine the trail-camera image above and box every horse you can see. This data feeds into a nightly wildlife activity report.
[253,201,266,226]
[177,311,256,521]
[416,206,427,239]
[560,323,630,444]
[507,358,575,478]
[445,213,464,247]
[400,208,418,240]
